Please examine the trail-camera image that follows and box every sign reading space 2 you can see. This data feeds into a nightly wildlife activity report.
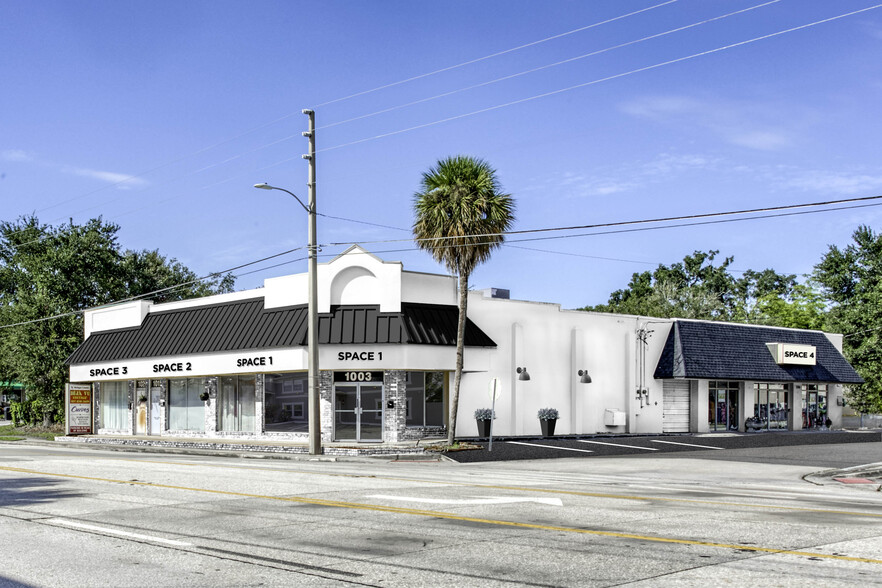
[768,343,817,365]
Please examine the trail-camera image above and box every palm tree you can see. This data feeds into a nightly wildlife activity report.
[413,155,514,445]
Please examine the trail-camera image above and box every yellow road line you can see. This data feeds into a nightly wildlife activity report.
[2,464,881,565]
[112,457,882,519]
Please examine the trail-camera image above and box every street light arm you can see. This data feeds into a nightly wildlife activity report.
[253,183,311,214]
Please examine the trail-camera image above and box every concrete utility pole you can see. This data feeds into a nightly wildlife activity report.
[302,109,320,456]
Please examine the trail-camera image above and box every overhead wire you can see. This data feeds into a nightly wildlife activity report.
[323,194,882,248]
[317,0,782,132]
[2,193,880,330]
[6,0,851,248]
[316,3,882,154]
[2,2,680,246]
[311,0,680,108]
[0,245,306,330]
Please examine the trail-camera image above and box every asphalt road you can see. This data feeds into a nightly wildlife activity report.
[1,439,881,587]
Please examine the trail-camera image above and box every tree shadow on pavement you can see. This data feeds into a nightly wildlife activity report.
[0,476,85,508]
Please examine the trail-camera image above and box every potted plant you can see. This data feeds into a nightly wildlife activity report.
[538,407,559,436]
[474,408,494,437]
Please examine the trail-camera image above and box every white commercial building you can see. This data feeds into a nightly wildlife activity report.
[67,246,861,442]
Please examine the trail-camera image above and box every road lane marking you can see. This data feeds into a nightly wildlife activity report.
[651,440,723,450]
[49,519,192,546]
[506,441,594,453]
[3,464,882,565]
[367,495,563,506]
[29,457,882,519]
[577,440,659,451]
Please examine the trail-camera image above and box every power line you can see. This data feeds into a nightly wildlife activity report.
[317,3,882,154]
[312,0,679,108]
[0,244,307,331]
[2,193,880,330]
[4,3,679,246]
[324,194,882,248]
[317,0,782,132]
[7,1,859,248]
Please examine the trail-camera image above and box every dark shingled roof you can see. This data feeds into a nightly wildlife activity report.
[653,320,863,384]
[67,298,496,365]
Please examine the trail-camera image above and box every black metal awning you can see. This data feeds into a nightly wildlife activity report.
[67,298,496,365]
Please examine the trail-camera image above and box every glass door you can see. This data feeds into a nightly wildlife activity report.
[359,385,383,441]
[708,382,738,431]
[334,383,384,442]
[334,385,358,441]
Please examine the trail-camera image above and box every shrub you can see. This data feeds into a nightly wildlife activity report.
[537,407,559,420]
[474,408,495,420]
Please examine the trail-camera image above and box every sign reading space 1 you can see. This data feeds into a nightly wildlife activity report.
[767,343,817,365]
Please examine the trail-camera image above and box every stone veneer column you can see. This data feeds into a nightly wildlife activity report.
[204,377,218,435]
[319,371,333,441]
[126,380,136,435]
[255,374,265,435]
[93,382,101,432]
[384,370,406,443]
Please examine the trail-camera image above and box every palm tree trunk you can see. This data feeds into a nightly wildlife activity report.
[447,271,469,445]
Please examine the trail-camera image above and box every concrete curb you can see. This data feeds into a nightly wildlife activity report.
[803,461,882,490]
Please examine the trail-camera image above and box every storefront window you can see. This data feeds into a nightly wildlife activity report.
[168,378,205,432]
[100,381,128,430]
[405,372,445,427]
[218,375,256,433]
[802,384,828,429]
[708,381,739,431]
[752,383,789,430]
[265,372,308,432]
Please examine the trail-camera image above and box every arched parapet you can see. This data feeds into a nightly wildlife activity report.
[319,245,402,312]
[330,266,380,307]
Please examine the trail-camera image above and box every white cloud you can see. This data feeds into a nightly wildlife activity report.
[65,166,148,189]
[777,170,882,195]
[727,130,790,151]
[1,150,148,190]
[539,152,720,199]
[1,149,33,162]
[620,95,794,152]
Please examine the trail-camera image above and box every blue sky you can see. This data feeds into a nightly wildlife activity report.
[3,0,882,309]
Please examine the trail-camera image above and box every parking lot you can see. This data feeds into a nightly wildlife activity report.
[446,430,882,462]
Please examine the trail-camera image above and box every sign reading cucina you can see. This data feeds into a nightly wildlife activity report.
[767,343,817,365]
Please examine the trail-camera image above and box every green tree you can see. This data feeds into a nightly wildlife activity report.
[583,250,812,327]
[585,250,738,319]
[0,215,234,424]
[814,225,882,414]
[413,156,515,445]
[752,281,826,330]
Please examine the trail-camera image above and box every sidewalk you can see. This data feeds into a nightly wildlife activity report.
[55,433,437,459]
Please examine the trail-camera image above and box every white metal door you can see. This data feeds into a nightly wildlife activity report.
[662,381,690,433]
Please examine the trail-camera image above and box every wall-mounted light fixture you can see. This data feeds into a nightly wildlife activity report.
[578,369,592,384]
[516,367,530,381]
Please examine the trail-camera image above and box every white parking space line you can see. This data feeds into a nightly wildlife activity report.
[506,441,593,454]
[577,440,659,451]
[650,440,724,450]
[50,519,192,546]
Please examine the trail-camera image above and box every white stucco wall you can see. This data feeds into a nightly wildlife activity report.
[453,292,674,437]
